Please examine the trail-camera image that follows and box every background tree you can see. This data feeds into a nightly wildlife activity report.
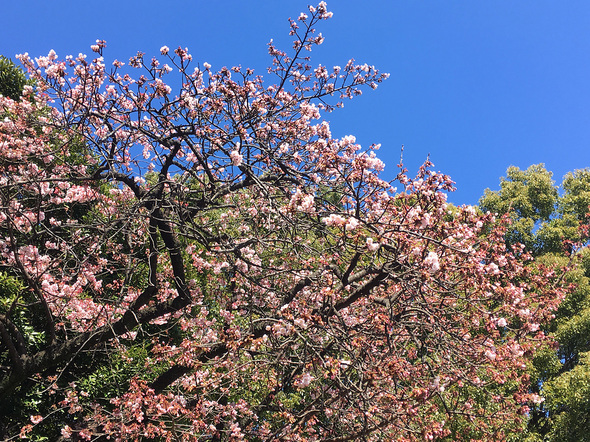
[479,164,559,253]
[0,55,30,101]
[0,4,567,441]
[480,164,590,441]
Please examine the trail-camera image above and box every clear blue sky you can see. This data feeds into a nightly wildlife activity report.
[2,1,590,204]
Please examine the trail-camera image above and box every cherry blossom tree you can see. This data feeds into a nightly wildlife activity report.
[0,3,567,440]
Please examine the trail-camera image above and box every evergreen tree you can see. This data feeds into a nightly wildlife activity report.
[480,164,590,441]
[0,55,29,101]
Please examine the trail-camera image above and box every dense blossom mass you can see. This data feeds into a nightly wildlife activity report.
[0,3,569,441]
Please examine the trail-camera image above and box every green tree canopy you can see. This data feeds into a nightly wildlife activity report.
[0,55,29,101]
[479,164,559,253]
[480,164,590,441]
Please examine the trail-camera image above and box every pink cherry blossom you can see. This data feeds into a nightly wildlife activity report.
[424,251,440,273]
[294,373,314,388]
[0,4,569,441]
[366,237,380,252]
[230,149,243,166]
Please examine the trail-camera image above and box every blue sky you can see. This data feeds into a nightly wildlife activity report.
[2,1,589,204]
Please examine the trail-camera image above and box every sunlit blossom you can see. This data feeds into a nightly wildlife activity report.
[424,251,440,273]
[230,150,243,166]
[294,373,314,388]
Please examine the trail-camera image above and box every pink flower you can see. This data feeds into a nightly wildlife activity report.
[345,217,359,231]
[160,46,169,55]
[496,317,507,328]
[230,150,243,166]
[484,348,496,361]
[294,318,307,328]
[294,373,314,388]
[322,213,346,227]
[30,415,43,425]
[289,189,315,214]
[61,426,73,438]
[19,425,33,438]
[424,251,440,273]
[366,237,380,252]
[486,262,500,275]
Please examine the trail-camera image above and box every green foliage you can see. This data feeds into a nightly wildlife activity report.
[442,382,527,441]
[0,273,45,353]
[77,342,154,398]
[2,340,159,441]
[481,165,590,441]
[541,352,590,441]
[479,164,559,254]
[0,55,30,101]
[536,214,581,255]
[561,169,590,221]
[0,272,24,310]
[480,164,558,221]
